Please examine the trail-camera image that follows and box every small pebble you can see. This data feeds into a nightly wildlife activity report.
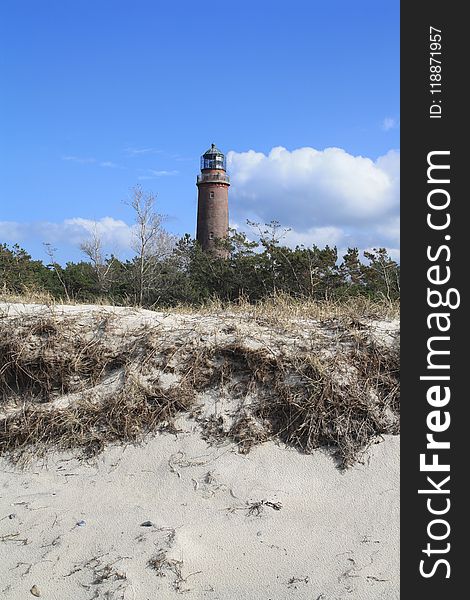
[140,520,153,527]
[76,520,86,527]
[30,585,40,597]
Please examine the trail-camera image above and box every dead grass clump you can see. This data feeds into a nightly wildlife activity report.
[185,338,399,468]
[0,304,399,467]
[147,551,170,574]
[0,370,194,461]
[91,563,127,584]
[184,343,278,392]
[147,551,191,592]
[0,314,126,403]
[229,414,271,453]
[255,341,400,467]
[199,414,226,444]
[351,338,400,417]
[246,499,282,516]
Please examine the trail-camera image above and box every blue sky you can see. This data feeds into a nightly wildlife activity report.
[0,0,399,263]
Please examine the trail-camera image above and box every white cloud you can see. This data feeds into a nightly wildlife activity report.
[124,147,162,156]
[62,156,123,169]
[283,226,345,249]
[62,155,96,164]
[62,217,134,248]
[382,117,398,131]
[99,161,120,169]
[149,169,179,176]
[138,169,179,180]
[0,217,134,253]
[227,146,399,256]
[4,145,400,262]
[0,221,25,242]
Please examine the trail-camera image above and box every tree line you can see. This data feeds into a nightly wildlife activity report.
[1,187,400,307]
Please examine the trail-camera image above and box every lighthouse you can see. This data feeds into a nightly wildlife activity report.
[196,144,230,256]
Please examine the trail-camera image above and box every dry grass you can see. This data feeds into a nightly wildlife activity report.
[1,375,194,460]
[1,289,399,321]
[0,313,194,460]
[173,292,400,323]
[260,340,399,467]
[0,313,125,402]
[0,285,132,308]
[0,285,57,306]
[183,338,399,468]
[0,303,399,467]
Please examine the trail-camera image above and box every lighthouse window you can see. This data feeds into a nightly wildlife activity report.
[209,191,214,198]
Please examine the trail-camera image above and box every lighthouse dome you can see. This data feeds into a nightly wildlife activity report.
[201,143,226,171]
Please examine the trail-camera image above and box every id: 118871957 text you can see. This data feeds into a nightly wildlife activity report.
[429,26,443,119]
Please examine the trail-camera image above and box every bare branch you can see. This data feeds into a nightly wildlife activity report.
[79,223,115,293]
[126,185,175,305]
[43,243,70,301]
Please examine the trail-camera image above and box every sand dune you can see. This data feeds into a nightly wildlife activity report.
[0,303,399,599]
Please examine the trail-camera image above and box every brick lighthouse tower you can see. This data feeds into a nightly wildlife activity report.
[196,143,230,256]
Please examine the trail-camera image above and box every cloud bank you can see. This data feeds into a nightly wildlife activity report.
[2,146,399,262]
[0,217,134,256]
[62,156,122,169]
[227,146,399,258]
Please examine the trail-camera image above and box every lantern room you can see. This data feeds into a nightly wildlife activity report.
[200,143,226,171]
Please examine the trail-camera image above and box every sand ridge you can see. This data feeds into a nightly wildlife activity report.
[0,303,399,599]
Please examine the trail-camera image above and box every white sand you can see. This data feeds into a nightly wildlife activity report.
[0,303,399,599]
[0,433,399,599]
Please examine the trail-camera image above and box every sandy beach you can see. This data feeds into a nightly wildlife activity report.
[0,303,399,599]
